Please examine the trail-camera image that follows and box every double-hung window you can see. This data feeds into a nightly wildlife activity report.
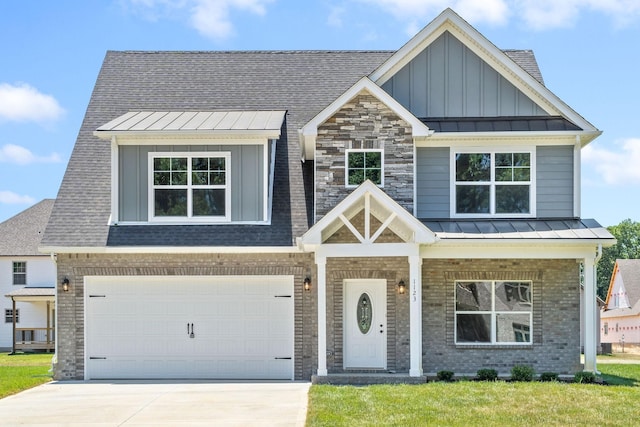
[455,281,533,344]
[454,151,533,216]
[13,261,26,285]
[346,149,383,187]
[5,309,19,323]
[149,152,230,222]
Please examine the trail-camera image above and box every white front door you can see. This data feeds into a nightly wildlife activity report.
[343,279,386,369]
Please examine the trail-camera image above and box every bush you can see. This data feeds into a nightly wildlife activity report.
[539,372,558,382]
[477,368,498,381]
[437,370,454,382]
[511,365,535,382]
[574,371,597,384]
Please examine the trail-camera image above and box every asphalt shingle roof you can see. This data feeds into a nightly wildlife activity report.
[0,199,54,256]
[41,48,550,248]
[602,259,640,317]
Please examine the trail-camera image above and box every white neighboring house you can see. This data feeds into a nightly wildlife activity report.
[1,200,56,352]
[601,259,640,353]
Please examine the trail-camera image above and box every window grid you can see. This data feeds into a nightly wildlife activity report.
[455,280,533,345]
[4,309,19,323]
[13,261,26,285]
[345,149,383,187]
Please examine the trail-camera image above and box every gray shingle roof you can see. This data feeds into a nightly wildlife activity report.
[503,50,544,85]
[41,48,550,248]
[0,199,54,256]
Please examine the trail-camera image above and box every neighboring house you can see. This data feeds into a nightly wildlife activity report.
[601,259,640,353]
[41,9,615,381]
[1,199,56,353]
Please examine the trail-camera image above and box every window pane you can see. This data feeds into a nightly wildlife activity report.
[495,153,512,167]
[456,185,490,214]
[210,172,225,185]
[348,152,364,169]
[456,153,490,181]
[456,282,492,311]
[495,282,532,311]
[154,157,170,171]
[171,158,187,171]
[495,167,513,182]
[496,313,531,343]
[192,157,209,171]
[154,172,170,186]
[365,151,381,168]
[365,169,381,184]
[513,168,530,181]
[496,185,529,213]
[171,172,187,185]
[210,157,225,170]
[513,153,530,167]
[348,169,365,186]
[154,189,187,216]
[193,189,226,216]
[192,171,208,185]
[456,314,491,343]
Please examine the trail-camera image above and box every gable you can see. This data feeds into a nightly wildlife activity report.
[381,31,548,118]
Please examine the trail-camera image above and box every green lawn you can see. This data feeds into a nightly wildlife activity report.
[307,363,640,426]
[0,353,53,399]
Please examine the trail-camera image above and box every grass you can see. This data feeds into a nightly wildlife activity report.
[307,362,640,426]
[0,352,53,399]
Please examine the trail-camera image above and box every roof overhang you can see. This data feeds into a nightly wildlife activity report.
[5,287,55,302]
[299,77,433,161]
[94,111,286,140]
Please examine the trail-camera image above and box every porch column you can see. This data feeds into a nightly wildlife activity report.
[583,255,597,373]
[409,255,423,377]
[316,255,328,376]
[11,297,16,355]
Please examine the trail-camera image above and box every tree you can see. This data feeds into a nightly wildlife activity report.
[597,219,640,300]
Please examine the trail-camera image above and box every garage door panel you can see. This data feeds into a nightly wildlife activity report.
[86,276,293,380]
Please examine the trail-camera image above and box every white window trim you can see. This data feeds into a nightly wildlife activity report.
[454,280,533,346]
[450,147,536,218]
[345,149,384,188]
[12,261,26,286]
[148,151,231,223]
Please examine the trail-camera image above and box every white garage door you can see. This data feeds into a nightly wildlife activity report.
[85,276,294,380]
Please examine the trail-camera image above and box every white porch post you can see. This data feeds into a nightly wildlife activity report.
[583,255,597,373]
[409,255,423,377]
[316,255,328,376]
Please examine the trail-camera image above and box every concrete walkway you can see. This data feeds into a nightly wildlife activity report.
[0,381,310,426]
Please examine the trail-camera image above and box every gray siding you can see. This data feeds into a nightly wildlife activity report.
[119,144,264,222]
[537,145,574,218]
[416,147,450,218]
[382,31,547,118]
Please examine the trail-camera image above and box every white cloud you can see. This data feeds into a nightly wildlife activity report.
[0,144,61,166]
[582,139,640,185]
[358,0,640,32]
[0,83,65,124]
[0,191,36,205]
[124,0,273,40]
[328,5,346,28]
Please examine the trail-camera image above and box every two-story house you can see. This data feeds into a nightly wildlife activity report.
[1,199,56,353]
[601,259,640,353]
[41,8,615,381]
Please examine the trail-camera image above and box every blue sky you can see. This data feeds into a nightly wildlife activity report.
[1,0,639,226]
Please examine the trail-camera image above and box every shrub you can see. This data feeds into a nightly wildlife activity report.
[511,365,535,382]
[477,368,498,381]
[539,372,558,382]
[437,370,454,382]
[574,371,597,384]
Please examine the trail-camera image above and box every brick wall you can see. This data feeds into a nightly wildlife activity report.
[315,92,414,220]
[54,252,317,380]
[423,258,582,375]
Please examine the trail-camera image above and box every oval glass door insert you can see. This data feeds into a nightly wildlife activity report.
[357,293,373,334]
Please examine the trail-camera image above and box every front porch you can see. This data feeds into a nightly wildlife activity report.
[5,287,55,354]
[12,327,55,352]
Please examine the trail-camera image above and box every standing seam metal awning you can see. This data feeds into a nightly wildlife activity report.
[5,287,55,302]
[93,111,286,138]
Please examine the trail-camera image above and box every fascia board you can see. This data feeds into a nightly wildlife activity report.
[369,8,599,135]
[39,245,302,254]
[299,77,432,160]
[422,241,612,259]
[416,131,601,147]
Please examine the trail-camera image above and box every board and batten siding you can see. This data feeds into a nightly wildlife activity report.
[536,145,574,218]
[416,147,450,219]
[416,145,574,219]
[118,144,264,222]
[381,31,547,118]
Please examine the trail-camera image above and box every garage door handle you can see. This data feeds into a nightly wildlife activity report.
[275,357,292,360]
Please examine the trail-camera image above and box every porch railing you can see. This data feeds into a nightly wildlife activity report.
[14,327,55,352]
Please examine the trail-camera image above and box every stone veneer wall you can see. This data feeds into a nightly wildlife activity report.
[315,92,414,220]
[54,252,317,381]
[324,257,410,373]
[422,258,582,375]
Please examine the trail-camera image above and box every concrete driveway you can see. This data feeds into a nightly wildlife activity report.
[0,381,310,426]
